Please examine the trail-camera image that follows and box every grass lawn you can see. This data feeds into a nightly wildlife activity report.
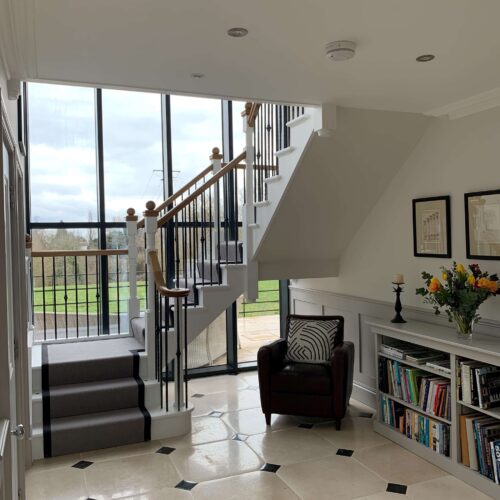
[33,279,280,317]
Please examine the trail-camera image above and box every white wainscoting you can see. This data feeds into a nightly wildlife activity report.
[289,285,500,409]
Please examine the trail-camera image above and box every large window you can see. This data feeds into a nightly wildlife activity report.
[102,89,163,220]
[28,83,98,223]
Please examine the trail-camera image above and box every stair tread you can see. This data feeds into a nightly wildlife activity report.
[51,407,144,430]
[49,377,138,394]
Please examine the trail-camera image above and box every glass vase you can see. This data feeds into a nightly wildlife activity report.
[452,312,475,340]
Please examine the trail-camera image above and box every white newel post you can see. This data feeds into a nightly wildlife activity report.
[25,235,34,331]
[210,147,223,259]
[144,201,159,381]
[125,208,140,321]
[173,295,185,410]
[242,103,258,301]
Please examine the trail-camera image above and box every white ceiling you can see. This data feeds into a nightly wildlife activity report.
[3,0,500,113]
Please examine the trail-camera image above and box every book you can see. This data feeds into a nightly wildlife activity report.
[491,439,500,484]
[460,414,470,466]
[426,358,451,375]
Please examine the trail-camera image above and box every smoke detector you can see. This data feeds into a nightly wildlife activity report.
[325,40,356,61]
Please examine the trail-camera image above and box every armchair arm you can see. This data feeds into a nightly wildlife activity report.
[330,341,355,418]
[257,339,287,416]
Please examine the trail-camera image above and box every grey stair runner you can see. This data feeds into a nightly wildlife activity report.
[42,337,150,457]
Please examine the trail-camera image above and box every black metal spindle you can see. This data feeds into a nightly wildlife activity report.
[116,255,121,334]
[85,256,89,336]
[52,256,57,340]
[96,256,101,336]
[74,256,79,337]
[175,297,181,412]
[63,256,68,339]
[41,257,47,340]
[184,295,188,408]
[209,186,213,283]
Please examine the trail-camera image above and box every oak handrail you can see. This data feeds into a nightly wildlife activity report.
[32,249,128,258]
[148,250,190,298]
[247,103,261,127]
[156,151,246,228]
[137,164,214,229]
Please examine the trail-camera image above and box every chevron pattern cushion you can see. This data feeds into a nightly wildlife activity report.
[285,317,340,364]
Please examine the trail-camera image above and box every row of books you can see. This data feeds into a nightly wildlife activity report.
[379,340,451,375]
[460,413,500,483]
[379,357,451,420]
[380,394,450,456]
[458,360,500,409]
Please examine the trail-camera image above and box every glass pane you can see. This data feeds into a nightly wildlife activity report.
[232,100,246,157]
[171,95,222,192]
[28,83,98,222]
[237,280,280,363]
[102,89,163,221]
[188,311,227,368]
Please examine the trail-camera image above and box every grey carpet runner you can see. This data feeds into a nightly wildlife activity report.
[42,337,150,457]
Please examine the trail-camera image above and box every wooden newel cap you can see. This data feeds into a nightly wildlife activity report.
[144,200,159,217]
[126,207,138,221]
[241,102,252,117]
[210,147,223,160]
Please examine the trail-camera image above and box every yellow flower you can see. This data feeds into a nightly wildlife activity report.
[467,275,476,286]
[442,272,448,281]
[456,264,466,274]
[428,277,441,293]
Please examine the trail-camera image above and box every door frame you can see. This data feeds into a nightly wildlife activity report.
[1,87,30,499]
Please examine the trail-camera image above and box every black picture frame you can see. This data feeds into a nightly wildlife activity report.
[465,189,500,260]
[412,195,451,258]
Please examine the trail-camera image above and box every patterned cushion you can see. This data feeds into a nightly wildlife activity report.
[285,316,341,364]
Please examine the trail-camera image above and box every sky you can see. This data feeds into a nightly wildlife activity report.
[28,83,246,223]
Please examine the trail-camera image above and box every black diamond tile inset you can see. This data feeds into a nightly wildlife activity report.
[386,483,407,495]
[191,393,204,398]
[298,423,313,429]
[156,446,175,455]
[72,460,93,469]
[336,448,354,457]
[175,480,198,491]
[232,433,249,442]
[359,412,373,419]
[261,463,281,473]
[209,411,224,418]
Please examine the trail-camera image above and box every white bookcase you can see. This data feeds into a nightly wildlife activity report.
[369,319,500,498]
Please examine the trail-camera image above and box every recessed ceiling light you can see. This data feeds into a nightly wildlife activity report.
[190,73,205,79]
[227,27,248,38]
[416,54,435,62]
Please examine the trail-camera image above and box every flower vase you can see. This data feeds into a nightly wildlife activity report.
[452,312,475,340]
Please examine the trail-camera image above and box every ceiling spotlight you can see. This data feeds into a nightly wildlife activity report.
[227,27,248,38]
[325,41,357,62]
[416,54,435,62]
[190,73,205,79]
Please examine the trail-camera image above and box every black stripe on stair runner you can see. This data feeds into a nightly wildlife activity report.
[131,350,151,441]
[41,344,52,458]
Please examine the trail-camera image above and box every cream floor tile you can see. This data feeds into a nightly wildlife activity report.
[313,416,389,451]
[190,395,216,417]
[246,427,337,466]
[85,452,181,498]
[347,399,375,417]
[29,452,83,472]
[222,407,297,435]
[169,439,263,482]
[26,467,88,500]
[406,475,493,500]
[188,375,248,395]
[237,372,259,387]
[200,388,261,412]
[278,455,387,500]
[162,416,234,448]
[192,470,299,500]
[119,487,193,499]
[81,440,163,463]
[354,443,447,486]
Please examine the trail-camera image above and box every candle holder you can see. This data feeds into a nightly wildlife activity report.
[391,283,407,324]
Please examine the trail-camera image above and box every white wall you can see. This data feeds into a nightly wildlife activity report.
[295,106,500,322]
[0,59,19,131]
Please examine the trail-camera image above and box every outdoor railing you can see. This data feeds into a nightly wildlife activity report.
[30,249,139,341]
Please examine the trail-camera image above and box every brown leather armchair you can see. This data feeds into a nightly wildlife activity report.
[257,315,354,430]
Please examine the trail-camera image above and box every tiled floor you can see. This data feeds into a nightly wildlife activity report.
[27,372,492,500]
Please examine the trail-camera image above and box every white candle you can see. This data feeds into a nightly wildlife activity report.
[393,274,405,284]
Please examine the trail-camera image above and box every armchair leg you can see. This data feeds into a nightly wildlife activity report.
[335,419,341,431]
[265,413,271,426]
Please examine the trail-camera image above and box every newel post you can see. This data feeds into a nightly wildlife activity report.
[242,103,258,301]
[125,208,140,321]
[210,147,224,259]
[144,200,159,380]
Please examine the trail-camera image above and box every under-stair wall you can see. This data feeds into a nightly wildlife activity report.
[254,106,432,280]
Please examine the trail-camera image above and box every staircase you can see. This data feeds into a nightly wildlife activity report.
[29,102,324,459]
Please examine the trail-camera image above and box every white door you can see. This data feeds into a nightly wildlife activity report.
[1,130,24,499]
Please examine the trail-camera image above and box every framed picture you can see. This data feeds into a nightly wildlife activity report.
[412,196,451,258]
[465,189,500,260]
